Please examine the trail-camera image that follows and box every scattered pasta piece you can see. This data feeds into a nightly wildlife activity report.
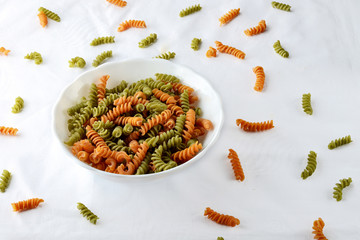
[12,198,44,212]
[244,20,266,36]
[0,126,18,136]
[0,47,10,56]
[38,7,61,22]
[301,151,317,180]
[38,11,48,27]
[228,149,245,181]
[273,40,289,58]
[302,93,313,115]
[77,202,99,224]
[69,57,86,68]
[217,238,224,240]
[106,0,127,7]
[206,47,217,58]
[328,135,352,150]
[117,20,146,32]
[236,119,274,132]
[191,38,202,51]
[154,52,176,60]
[155,73,180,83]
[333,177,352,201]
[0,170,11,193]
[204,207,240,227]
[90,36,115,46]
[179,4,202,17]
[272,1,291,12]
[92,50,112,67]
[138,33,157,48]
[253,66,265,92]
[11,96,24,113]
[219,8,240,25]
[312,218,328,240]
[24,52,43,64]
[215,41,245,59]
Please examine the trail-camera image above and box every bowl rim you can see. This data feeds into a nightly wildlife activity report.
[52,57,224,179]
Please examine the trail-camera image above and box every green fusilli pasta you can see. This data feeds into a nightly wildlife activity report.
[195,107,202,117]
[187,138,198,147]
[179,4,202,17]
[160,136,182,151]
[64,127,85,146]
[138,33,157,48]
[135,104,145,112]
[333,177,352,201]
[24,52,43,64]
[180,90,190,113]
[92,105,108,117]
[38,7,61,22]
[87,84,98,108]
[301,151,317,180]
[302,93,313,115]
[217,238,224,240]
[191,38,202,51]
[0,169,11,193]
[174,114,186,136]
[67,97,87,116]
[90,36,115,46]
[106,80,128,94]
[11,96,24,113]
[154,51,176,60]
[328,135,352,150]
[123,123,133,135]
[99,93,120,107]
[155,73,180,83]
[271,1,291,12]
[69,57,86,68]
[77,202,99,224]
[273,40,289,58]
[135,152,152,175]
[92,50,112,67]
[112,126,123,138]
[151,145,177,172]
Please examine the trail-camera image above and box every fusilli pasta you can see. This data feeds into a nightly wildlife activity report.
[11,96,24,113]
[154,52,176,60]
[273,40,289,58]
[0,126,18,136]
[333,177,352,201]
[312,218,328,240]
[206,47,217,58]
[236,119,274,132]
[69,57,86,68]
[90,36,115,46]
[253,66,265,92]
[204,207,240,227]
[244,20,266,36]
[179,4,202,17]
[0,170,11,193]
[106,0,127,7]
[228,149,245,181]
[272,1,291,11]
[138,33,157,48]
[24,52,43,64]
[38,7,61,22]
[92,50,112,67]
[191,38,202,51]
[38,11,48,27]
[328,135,352,150]
[118,20,146,32]
[215,41,245,59]
[219,8,240,25]
[77,202,99,224]
[0,47,10,56]
[301,151,317,180]
[302,93,313,115]
[12,198,44,212]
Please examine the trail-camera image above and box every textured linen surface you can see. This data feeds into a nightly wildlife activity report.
[1,0,360,239]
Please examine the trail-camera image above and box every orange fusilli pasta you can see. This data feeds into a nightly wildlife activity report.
[244,20,266,36]
[253,66,265,92]
[219,8,240,25]
[167,104,184,116]
[172,141,202,164]
[139,110,172,135]
[113,96,148,106]
[206,47,217,58]
[236,119,274,132]
[77,151,90,163]
[114,116,143,126]
[152,89,177,105]
[117,20,146,32]
[106,0,127,7]
[72,139,95,155]
[312,218,328,240]
[101,102,132,122]
[0,126,18,136]
[195,118,213,130]
[204,207,240,227]
[182,109,196,142]
[118,142,149,175]
[192,126,207,138]
[0,47,10,56]
[171,83,194,95]
[228,149,245,181]
[215,41,245,59]
[38,11,48,28]
[85,125,107,148]
[97,75,110,103]
[12,198,44,212]
[105,157,117,172]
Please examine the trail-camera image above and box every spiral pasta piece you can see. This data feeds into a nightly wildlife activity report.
[0,47,10,56]
[204,207,240,227]
[272,1,291,11]
[118,20,146,32]
[90,36,115,46]
[244,20,266,36]
[77,202,99,224]
[114,116,143,126]
[12,198,44,212]
[118,142,149,175]
[152,88,177,104]
[302,93,313,115]
[72,139,95,155]
[154,51,176,60]
[228,149,245,181]
[253,66,265,92]
[0,170,11,193]
[155,73,180,83]
[151,145,177,172]
[140,110,172,135]
[172,141,202,164]
[24,52,43,64]
[195,118,213,130]
[138,33,157,48]
[113,96,148,106]
[92,50,112,67]
[97,75,110,103]
[215,41,245,59]
[182,109,196,142]
[219,8,240,25]
[312,218,328,240]
[101,102,132,122]
[0,126,18,136]
[328,135,352,150]
[167,104,184,116]
[171,82,194,95]
[85,125,107,148]
[68,56,86,68]
[236,119,274,132]
[273,40,289,58]
[333,177,352,201]
[11,96,24,113]
[179,4,202,17]
[191,38,202,51]
[38,7,60,22]
[38,11,48,27]
[106,0,127,7]
[206,47,217,58]
[301,151,317,180]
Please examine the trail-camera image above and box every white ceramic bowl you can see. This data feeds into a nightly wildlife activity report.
[52,58,224,179]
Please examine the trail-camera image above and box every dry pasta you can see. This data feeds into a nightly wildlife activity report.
[228,149,245,181]
[0,47,10,56]
[215,41,245,59]
[236,119,274,132]
[204,207,240,227]
[106,0,127,7]
[244,20,266,36]
[12,198,44,212]
[118,20,146,32]
[219,8,240,25]
[253,66,265,92]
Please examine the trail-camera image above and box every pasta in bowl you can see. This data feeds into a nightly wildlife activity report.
[53,58,223,179]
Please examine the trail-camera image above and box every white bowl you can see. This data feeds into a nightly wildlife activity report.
[52,58,224,179]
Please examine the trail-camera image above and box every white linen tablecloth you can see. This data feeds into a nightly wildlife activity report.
[1,0,360,239]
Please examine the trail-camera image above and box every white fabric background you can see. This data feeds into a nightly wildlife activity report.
[1,0,360,239]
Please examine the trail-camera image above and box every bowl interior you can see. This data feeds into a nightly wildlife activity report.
[53,58,224,178]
